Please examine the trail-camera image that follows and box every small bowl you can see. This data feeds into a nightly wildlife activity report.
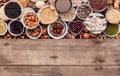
[77,4,92,20]
[21,12,40,29]
[85,13,107,34]
[60,7,76,22]
[26,24,42,39]
[103,24,120,37]
[17,0,28,7]
[47,20,68,39]
[68,20,84,35]
[3,0,23,20]
[8,20,24,36]
[88,0,108,12]
[0,20,7,36]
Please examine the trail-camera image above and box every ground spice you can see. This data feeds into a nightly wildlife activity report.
[4,1,22,19]
[104,23,119,36]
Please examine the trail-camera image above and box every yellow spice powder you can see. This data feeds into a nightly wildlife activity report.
[0,22,6,34]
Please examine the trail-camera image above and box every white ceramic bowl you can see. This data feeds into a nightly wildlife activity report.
[77,4,93,20]
[21,12,40,29]
[103,24,120,37]
[0,20,7,36]
[8,20,25,36]
[85,13,107,34]
[47,20,68,39]
[26,24,42,39]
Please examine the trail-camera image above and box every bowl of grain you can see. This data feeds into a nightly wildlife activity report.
[60,7,76,22]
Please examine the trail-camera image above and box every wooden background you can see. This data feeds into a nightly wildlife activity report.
[0,39,120,76]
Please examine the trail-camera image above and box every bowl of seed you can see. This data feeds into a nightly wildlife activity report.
[103,23,120,37]
[60,7,76,22]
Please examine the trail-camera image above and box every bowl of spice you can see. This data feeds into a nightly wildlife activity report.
[85,13,107,34]
[47,21,68,39]
[60,7,76,22]
[77,4,92,20]
[103,23,120,37]
[0,20,7,36]
[89,0,108,12]
[3,0,23,20]
[8,20,24,36]
[68,19,84,35]
[22,12,39,29]
[26,24,42,39]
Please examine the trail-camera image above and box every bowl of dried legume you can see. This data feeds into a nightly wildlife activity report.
[103,23,120,37]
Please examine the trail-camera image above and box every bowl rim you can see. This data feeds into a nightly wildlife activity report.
[21,12,40,29]
[103,23,120,37]
[8,20,25,36]
[47,20,68,39]
[26,24,42,39]
[0,20,8,36]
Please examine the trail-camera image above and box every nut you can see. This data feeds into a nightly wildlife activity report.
[83,33,89,39]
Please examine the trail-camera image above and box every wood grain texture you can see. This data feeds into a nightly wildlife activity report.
[0,66,120,76]
[0,39,120,65]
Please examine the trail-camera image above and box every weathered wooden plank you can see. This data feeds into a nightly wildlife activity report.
[0,66,120,76]
[0,39,120,65]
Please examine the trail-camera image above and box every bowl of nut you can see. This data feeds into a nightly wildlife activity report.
[47,20,68,39]
[26,24,42,39]
[22,12,40,29]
